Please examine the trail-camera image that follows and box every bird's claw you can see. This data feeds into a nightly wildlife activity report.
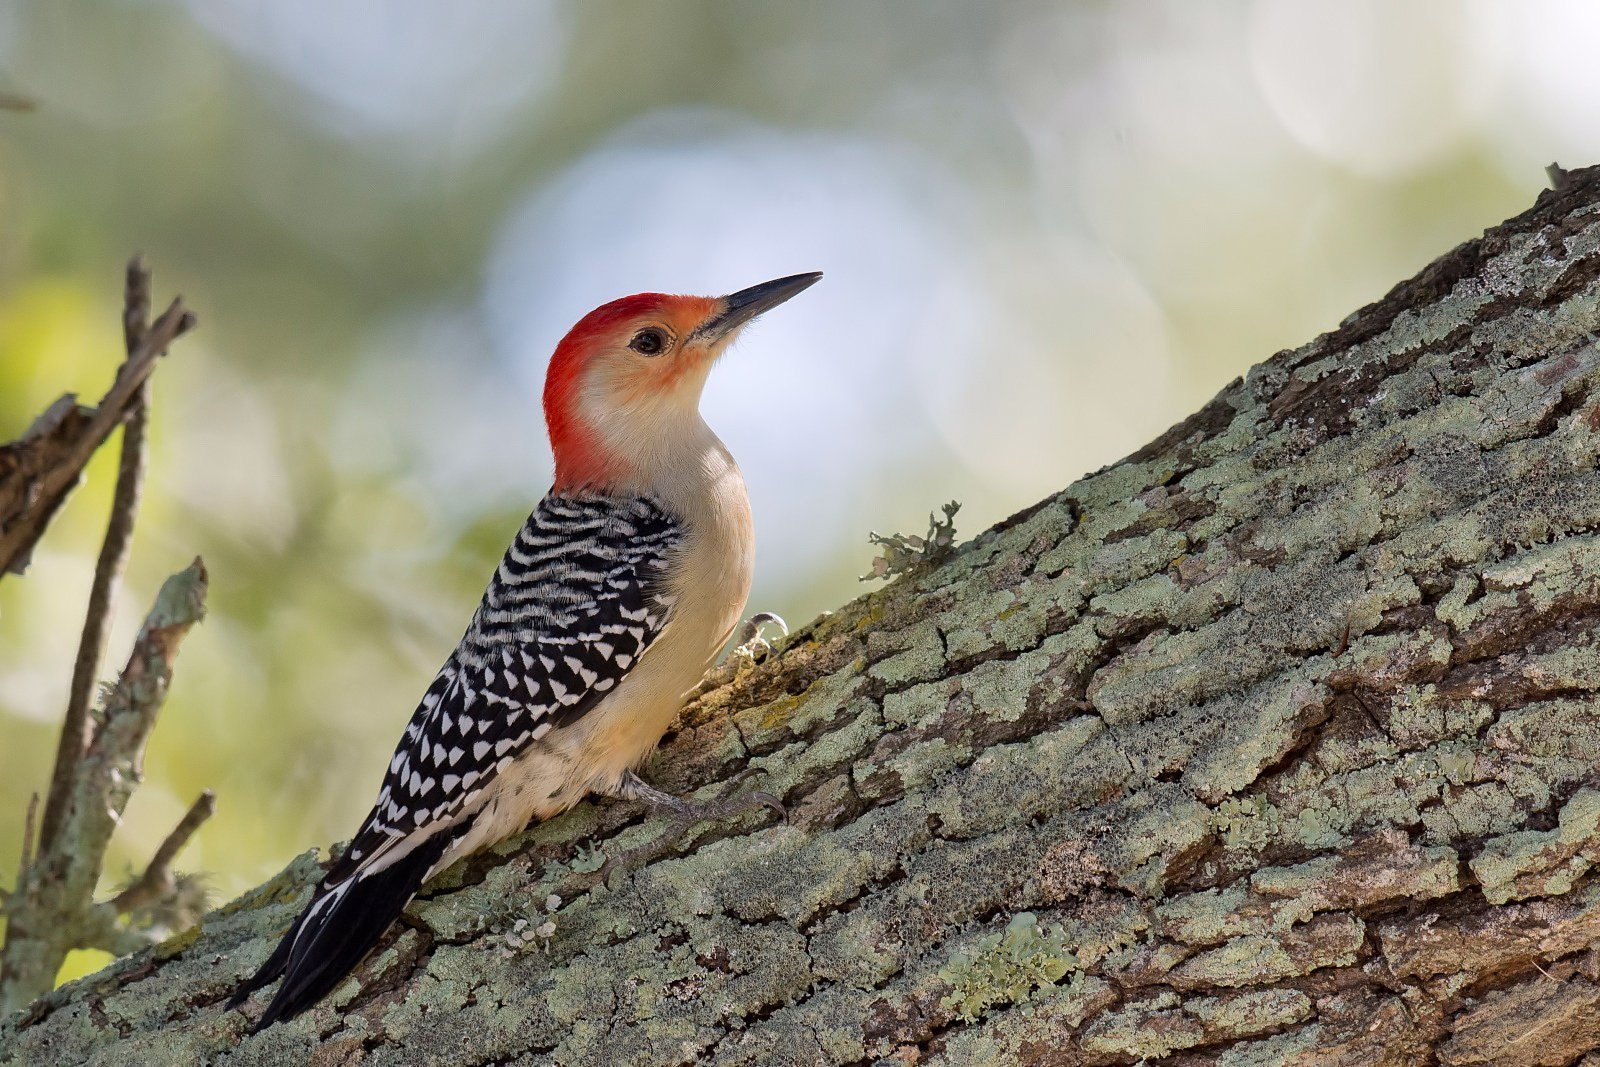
[716,764,775,800]
[733,788,787,823]
[731,611,788,671]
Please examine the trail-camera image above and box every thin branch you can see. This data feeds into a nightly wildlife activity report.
[83,558,209,814]
[0,280,195,576]
[38,260,155,854]
[122,255,150,354]
[16,792,39,882]
[110,790,215,915]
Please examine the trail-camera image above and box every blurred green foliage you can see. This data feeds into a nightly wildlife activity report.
[0,0,1576,986]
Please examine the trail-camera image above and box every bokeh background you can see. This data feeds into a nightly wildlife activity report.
[1,0,1596,984]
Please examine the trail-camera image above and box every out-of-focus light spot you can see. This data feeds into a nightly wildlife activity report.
[169,359,296,553]
[914,239,1171,500]
[184,0,567,153]
[331,305,545,522]
[1005,4,1289,180]
[483,111,983,581]
[1473,0,1600,168]
[1250,0,1496,177]
[1006,3,1327,385]
[0,6,17,66]
[0,549,87,723]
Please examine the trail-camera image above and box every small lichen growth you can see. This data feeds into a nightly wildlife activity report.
[863,501,961,581]
[495,893,562,958]
[569,844,606,874]
[938,911,1076,1022]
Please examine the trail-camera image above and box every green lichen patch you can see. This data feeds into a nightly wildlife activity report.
[409,855,533,941]
[934,975,1117,1066]
[1100,782,1213,898]
[1190,991,1312,1036]
[936,912,1077,1023]
[862,501,960,582]
[807,879,926,989]
[1183,676,1330,803]
[1210,793,1284,857]
[1471,786,1600,904]
[1078,990,1199,1060]
[866,621,947,688]
[1156,885,1256,947]
[1216,1023,1325,1067]
[1167,913,1364,989]
[732,665,868,751]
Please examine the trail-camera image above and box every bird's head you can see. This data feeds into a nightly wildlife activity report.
[543,272,821,492]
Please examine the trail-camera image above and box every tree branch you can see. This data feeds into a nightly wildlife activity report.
[65,560,210,870]
[0,561,209,1014]
[38,258,157,855]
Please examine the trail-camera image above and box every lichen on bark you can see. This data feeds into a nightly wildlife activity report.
[7,169,1600,1066]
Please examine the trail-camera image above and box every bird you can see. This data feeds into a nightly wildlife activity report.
[229,272,822,1028]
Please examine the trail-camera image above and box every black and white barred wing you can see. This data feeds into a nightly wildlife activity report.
[336,493,684,877]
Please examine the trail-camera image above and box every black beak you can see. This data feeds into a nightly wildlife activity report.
[697,272,822,342]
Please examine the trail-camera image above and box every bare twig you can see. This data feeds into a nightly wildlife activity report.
[122,256,150,354]
[110,790,216,915]
[83,559,209,826]
[16,793,39,882]
[0,278,194,576]
[39,259,156,855]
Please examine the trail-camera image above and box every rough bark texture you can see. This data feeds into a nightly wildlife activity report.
[7,170,1600,1066]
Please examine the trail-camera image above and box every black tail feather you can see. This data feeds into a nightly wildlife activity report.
[241,833,450,1030]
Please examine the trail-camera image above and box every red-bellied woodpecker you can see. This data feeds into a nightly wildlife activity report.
[231,272,821,1028]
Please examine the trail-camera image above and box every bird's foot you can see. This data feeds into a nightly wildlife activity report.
[599,769,784,887]
[730,611,788,674]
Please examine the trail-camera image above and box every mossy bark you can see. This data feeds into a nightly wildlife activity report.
[8,170,1600,1066]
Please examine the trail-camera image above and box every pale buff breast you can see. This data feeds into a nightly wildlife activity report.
[437,443,753,868]
[556,445,754,786]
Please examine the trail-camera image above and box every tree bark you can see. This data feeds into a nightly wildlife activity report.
[7,169,1600,1066]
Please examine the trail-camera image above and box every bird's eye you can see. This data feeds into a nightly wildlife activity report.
[629,328,669,356]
